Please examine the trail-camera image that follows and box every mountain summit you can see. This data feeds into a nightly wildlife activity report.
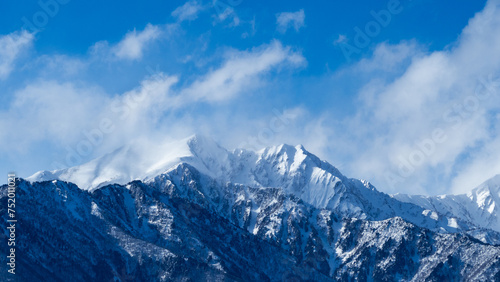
[27,135,500,234]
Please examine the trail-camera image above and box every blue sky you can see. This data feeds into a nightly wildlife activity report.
[1,0,500,195]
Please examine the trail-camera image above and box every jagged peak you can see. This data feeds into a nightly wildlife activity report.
[259,143,319,164]
[26,134,349,201]
[477,174,500,191]
[468,174,500,200]
[186,134,228,158]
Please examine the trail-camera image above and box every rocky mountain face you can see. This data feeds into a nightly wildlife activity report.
[3,135,500,281]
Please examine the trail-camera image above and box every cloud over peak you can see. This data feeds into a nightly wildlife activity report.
[334,0,500,195]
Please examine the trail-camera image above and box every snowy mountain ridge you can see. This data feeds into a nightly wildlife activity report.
[27,135,500,236]
[393,174,500,234]
[27,135,357,207]
[5,134,500,280]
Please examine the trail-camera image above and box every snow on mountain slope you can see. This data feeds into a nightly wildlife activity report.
[27,135,348,202]
[27,135,489,236]
[15,135,500,280]
[393,174,500,233]
[7,175,500,281]
[225,144,475,233]
[27,136,213,191]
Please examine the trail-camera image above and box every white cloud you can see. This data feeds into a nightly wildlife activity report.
[0,39,306,175]
[0,30,33,79]
[352,40,423,73]
[112,24,161,60]
[172,1,204,22]
[213,4,240,27]
[333,34,347,45]
[241,16,257,39]
[109,74,179,127]
[449,131,500,194]
[179,41,306,103]
[276,9,305,33]
[33,54,87,77]
[0,81,109,151]
[0,73,181,171]
[328,0,500,195]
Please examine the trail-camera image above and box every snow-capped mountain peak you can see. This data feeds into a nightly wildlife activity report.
[26,135,500,237]
[27,135,201,191]
[27,135,344,199]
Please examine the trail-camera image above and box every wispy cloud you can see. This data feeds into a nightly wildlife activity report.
[327,0,500,195]
[0,81,109,151]
[179,41,305,103]
[172,1,205,22]
[276,9,305,33]
[32,54,88,78]
[351,40,423,73]
[0,36,306,174]
[0,30,33,79]
[333,34,347,45]
[112,24,161,60]
[213,3,240,27]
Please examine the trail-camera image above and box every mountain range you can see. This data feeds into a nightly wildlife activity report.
[2,135,500,281]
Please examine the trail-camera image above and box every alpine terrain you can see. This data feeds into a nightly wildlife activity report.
[2,135,500,281]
